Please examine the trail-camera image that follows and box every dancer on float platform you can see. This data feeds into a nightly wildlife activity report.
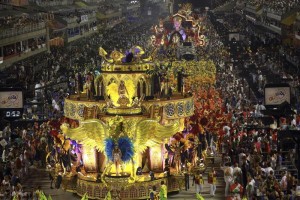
[112,144,122,176]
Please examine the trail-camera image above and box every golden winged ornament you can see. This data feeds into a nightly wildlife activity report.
[61,117,180,183]
[60,119,109,152]
[134,119,180,154]
[61,118,180,155]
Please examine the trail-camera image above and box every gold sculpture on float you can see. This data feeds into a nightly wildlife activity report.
[106,80,135,107]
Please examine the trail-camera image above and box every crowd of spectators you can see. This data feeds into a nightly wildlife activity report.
[216,64,300,198]
[0,121,51,199]
[263,0,299,15]
[210,11,300,102]
[221,13,247,32]
[246,0,264,7]
[213,0,236,9]
[217,53,298,198]
[35,0,74,6]
[209,6,299,199]
[97,4,119,14]
[246,0,299,15]
[170,11,300,199]
[57,9,95,19]
[0,13,49,31]
[1,15,154,122]
[0,2,300,199]
[205,13,300,199]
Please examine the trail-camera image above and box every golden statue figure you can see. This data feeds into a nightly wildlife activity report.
[106,80,135,108]
[117,80,130,107]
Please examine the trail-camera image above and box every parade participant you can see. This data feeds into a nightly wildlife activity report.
[34,186,43,199]
[48,163,55,189]
[193,170,203,194]
[208,167,217,196]
[75,72,83,95]
[159,181,167,200]
[85,72,94,100]
[173,142,182,174]
[245,175,255,200]
[191,136,200,167]
[230,178,244,200]
[149,185,158,200]
[172,16,186,41]
[222,163,233,197]
[154,18,166,46]
[112,144,122,176]
[233,163,242,184]
[184,171,190,191]
[55,172,63,189]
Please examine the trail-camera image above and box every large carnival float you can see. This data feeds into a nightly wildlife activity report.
[56,4,218,199]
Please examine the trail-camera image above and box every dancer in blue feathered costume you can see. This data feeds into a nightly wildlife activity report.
[105,136,134,176]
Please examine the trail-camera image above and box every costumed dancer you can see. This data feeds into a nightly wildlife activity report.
[160,71,168,98]
[60,150,70,175]
[85,72,94,100]
[173,16,186,41]
[223,163,234,197]
[113,144,122,176]
[229,178,244,200]
[55,172,63,189]
[192,136,200,167]
[193,170,204,194]
[208,167,217,197]
[152,66,161,99]
[75,72,83,95]
[190,19,201,45]
[154,18,166,46]
[173,142,182,174]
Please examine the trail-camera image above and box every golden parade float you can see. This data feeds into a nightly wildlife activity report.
[57,4,217,199]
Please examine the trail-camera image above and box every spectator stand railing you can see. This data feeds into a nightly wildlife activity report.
[0,22,46,40]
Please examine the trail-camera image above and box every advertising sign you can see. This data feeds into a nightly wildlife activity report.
[264,85,290,106]
[0,88,24,119]
[0,91,23,109]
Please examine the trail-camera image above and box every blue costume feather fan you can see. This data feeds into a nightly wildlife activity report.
[105,138,114,161]
[118,137,134,162]
[105,137,134,162]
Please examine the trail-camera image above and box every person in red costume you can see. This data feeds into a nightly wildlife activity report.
[229,178,243,200]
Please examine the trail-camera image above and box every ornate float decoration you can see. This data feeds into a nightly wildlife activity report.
[58,4,217,199]
[61,45,196,199]
[150,3,208,48]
